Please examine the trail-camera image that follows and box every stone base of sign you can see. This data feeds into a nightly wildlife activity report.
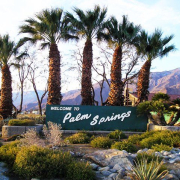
[2,124,43,138]
[148,123,180,131]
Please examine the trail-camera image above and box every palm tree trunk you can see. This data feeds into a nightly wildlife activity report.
[47,43,62,105]
[81,39,93,105]
[136,60,151,105]
[106,46,124,106]
[0,65,12,119]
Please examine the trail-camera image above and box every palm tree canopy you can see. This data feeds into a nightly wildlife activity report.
[0,34,17,66]
[65,5,107,40]
[18,8,77,49]
[99,15,141,47]
[136,29,175,61]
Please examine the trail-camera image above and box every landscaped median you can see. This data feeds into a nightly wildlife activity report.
[1,119,43,138]
[2,124,43,138]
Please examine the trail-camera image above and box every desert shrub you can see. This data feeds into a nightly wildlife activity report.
[127,134,142,145]
[0,142,2,147]
[139,131,175,148]
[66,161,95,180]
[13,145,73,179]
[90,136,113,148]
[151,144,173,152]
[107,130,127,140]
[111,140,137,153]
[18,114,46,124]
[20,128,45,147]
[127,130,180,149]
[171,131,180,147]
[127,131,157,145]
[0,141,20,167]
[65,132,91,144]
[129,156,168,180]
[43,122,65,147]
[34,115,46,124]
[8,119,35,126]
[136,151,163,164]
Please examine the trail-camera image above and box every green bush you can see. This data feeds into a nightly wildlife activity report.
[152,144,173,152]
[8,119,35,126]
[65,132,91,144]
[136,151,163,164]
[111,140,137,153]
[127,130,180,150]
[13,145,73,179]
[127,131,157,145]
[127,134,142,145]
[18,115,46,124]
[107,130,127,140]
[0,141,20,167]
[66,161,95,180]
[90,136,113,148]
[139,131,175,148]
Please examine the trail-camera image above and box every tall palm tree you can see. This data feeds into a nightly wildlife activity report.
[135,29,175,104]
[19,8,77,105]
[101,16,140,106]
[0,35,19,118]
[65,5,107,105]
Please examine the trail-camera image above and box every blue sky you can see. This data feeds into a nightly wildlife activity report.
[0,0,180,91]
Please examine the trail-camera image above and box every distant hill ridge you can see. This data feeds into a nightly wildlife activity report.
[13,68,180,110]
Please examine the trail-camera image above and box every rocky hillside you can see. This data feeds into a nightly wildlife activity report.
[13,68,180,110]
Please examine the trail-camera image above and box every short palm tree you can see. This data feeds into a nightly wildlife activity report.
[19,8,77,105]
[101,16,140,106]
[0,35,20,118]
[65,5,107,105]
[135,29,175,104]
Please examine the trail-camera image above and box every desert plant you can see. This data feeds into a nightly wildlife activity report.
[8,119,35,126]
[66,161,95,180]
[65,132,91,144]
[107,130,127,140]
[139,131,175,148]
[20,128,45,147]
[0,141,20,167]
[111,140,137,153]
[43,122,65,147]
[13,145,73,179]
[136,151,163,164]
[129,156,168,180]
[151,143,173,152]
[90,136,113,148]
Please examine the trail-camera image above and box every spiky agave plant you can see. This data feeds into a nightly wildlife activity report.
[128,156,168,180]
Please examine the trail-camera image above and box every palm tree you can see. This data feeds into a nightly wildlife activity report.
[101,16,140,106]
[19,8,77,105]
[0,35,19,118]
[135,29,175,104]
[65,5,107,105]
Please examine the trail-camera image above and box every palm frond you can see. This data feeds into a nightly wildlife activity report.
[65,5,107,40]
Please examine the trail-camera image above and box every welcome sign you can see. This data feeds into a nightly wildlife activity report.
[46,105,148,131]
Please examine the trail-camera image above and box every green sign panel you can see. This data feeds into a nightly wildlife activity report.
[46,105,148,131]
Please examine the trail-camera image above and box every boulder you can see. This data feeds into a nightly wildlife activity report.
[84,149,134,170]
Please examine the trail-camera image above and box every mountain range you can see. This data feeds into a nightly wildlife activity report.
[13,68,180,110]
